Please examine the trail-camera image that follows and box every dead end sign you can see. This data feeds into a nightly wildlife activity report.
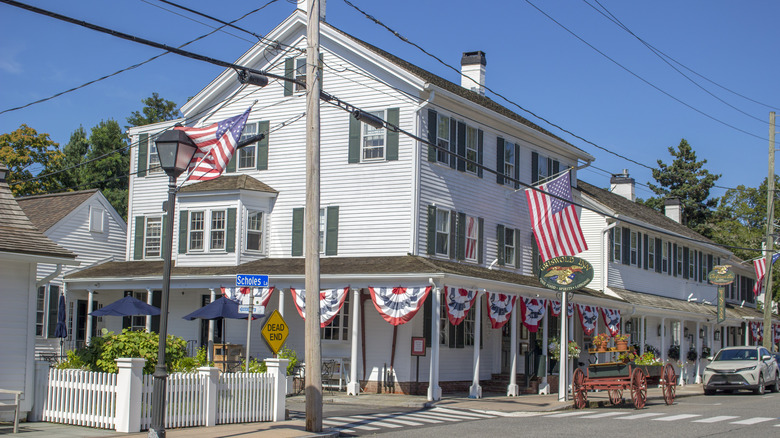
[261,309,289,355]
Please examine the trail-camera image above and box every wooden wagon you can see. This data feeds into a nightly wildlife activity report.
[572,362,677,409]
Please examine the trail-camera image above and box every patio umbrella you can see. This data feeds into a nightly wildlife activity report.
[53,295,68,358]
[181,297,254,321]
[90,295,161,317]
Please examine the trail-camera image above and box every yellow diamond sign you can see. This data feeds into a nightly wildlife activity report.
[261,309,289,355]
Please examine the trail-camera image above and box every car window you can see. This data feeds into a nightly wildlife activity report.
[714,349,757,361]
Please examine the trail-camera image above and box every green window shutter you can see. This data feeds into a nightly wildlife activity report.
[531,151,539,184]
[292,208,304,257]
[707,254,713,273]
[284,57,294,96]
[226,208,236,253]
[552,160,560,175]
[386,108,399,161]
[668,242,674,276]
[427,109,437,162]
[643,234,649,270]
[449,118,457,169]
[683,247,689,279]
[456,322,465,348]
[257,121,269,170]
[621,228,631,265]
[325,206,339,256]
[449,210,457,260]
[532,239,539,276]
[477,129,484,178]
[456,122,466,172]
[477,217,484,264]
[423,296,432,347]
[672,243,678,277]
[513,143,521,189]
[655,238,663,273]
[514,228,522,269]
[134,216,145,260]
[448,319,456,348]
[348,113,361,163]
[427,205,436,255]
[178,210,189,254]
[46,286,59,338]
[456,212,466,261]
[137,133,148,178]
[496,225,505,266]
[226,152,236,173]
[496,137,505,185]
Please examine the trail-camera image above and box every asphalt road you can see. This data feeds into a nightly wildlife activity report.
[314,391,780,437]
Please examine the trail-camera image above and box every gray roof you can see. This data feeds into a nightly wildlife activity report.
[0,178,76,260]
[17,189,98,232]
[180,175,277,194]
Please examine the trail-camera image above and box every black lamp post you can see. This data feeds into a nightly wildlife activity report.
[148,129,196,438]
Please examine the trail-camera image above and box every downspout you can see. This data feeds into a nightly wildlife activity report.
[36,264,63,288]
[409,89,435,256]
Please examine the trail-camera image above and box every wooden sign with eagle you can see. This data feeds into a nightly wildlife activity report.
[538,256,594,292]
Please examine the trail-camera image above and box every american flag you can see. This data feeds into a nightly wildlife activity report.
[525,171,588,262]
[753,252,780,295]
[175,107,251,181]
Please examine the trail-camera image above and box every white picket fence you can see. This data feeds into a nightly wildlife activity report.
[34,358,288,433]
[41,368,118,429]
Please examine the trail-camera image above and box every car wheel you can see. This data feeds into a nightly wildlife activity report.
[754,375,765,395]
[704,388,715,395]
[771,374,780,393]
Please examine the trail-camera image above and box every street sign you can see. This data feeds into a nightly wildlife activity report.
[261,310,289,355]
[238,305,265,314]
[236,274,269,287]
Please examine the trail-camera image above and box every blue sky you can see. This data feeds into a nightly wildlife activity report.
[1,0,778,200]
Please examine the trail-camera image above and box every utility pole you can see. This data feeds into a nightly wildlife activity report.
[304,0,323,432]
[763,112,775,349]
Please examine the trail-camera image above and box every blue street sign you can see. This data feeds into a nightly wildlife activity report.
[236,274,269,287]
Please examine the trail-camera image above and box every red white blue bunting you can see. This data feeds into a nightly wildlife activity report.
[369,286,431,326]
[750,321,763,342]
[550,300,573,318]
[444,286,479,326]
[601,308,621,337]
[290,287,349,328]
[221,286,275,307]
[487,293,516,329]
[577,304,598,336]
[520,298,547,333]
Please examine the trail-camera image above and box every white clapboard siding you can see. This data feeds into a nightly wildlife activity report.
[217,373,275,424]
[42,368,117,429]
[0,261,35,412]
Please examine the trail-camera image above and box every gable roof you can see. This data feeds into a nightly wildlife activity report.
[577,180,716,245]
[0,178,76,260]
[17,189,99,232]
[179,175,278,194]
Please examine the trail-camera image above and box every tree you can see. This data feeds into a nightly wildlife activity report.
[81,119,130,219]
[56,126,90,190]
[0,124,63,196]
[126,92,179,128]
[641,139,721,237]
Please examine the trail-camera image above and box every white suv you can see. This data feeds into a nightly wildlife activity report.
[703,346,779,395]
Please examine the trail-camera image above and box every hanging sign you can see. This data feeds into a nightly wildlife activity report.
[261,309,289,355]
[539,256,594,291]
[708,265,735,285]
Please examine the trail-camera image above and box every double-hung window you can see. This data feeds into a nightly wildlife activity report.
[504,228,516,266]
[465,126,478,174]
[210,210,226,251]
[630,231,638,265]
[435,210,450,256]
[504,141,515,183]
[189,212,205,251]
[436,115,450,164]
[144,216,162,258]
[362,110,386,161]
[295,57,307,92]
[613,227,622,262]
[148,136,162,174]
[662,241,668,273]
[647,237,655,271]
[689,249,696,281]
[464,215,478,262]
[237,123,257,169]
[246,211,264,252]
[321,293,350,341]
[677,246,684,276]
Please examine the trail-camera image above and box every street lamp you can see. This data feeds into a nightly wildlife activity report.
[148,129,196,438]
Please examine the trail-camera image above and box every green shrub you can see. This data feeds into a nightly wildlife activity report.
[171,346,214,373]
[278,346,298,375]
[241,357,268,373]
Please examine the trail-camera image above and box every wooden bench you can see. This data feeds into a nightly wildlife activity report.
[0,389,22,433]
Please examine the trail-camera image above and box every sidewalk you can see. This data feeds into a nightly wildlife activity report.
[1,384,705,437]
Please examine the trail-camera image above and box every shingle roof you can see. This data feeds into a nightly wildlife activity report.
[0,178,76,260]
[17,189,98,232]
[179,175,277,194]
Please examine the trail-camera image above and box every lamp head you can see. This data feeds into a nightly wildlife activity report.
[154,129,197,178]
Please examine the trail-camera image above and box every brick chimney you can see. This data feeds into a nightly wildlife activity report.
[664,198,682,223]
[461,51,486,95]
[609,169,635,202]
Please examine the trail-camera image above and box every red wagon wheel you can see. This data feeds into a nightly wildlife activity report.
[608,389,623,405]
[630,368,647,409]
[573,368,587,409]
[662,363,677,405]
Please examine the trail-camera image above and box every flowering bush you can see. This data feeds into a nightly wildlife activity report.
[618,351,638,363]
[615,333,629,342]
[634,351,662,366]
[644,344,660,357]
[593,333,610,348]
[548,338,581,360]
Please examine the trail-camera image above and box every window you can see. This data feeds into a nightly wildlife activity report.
[144,216,162,258]
[36,285,60,338]
[89,206,105,233]
[647,237,655,271]
[321,293,350,341]
[189,211,205,251]
[210,210,226,250]
[295,57,306,92]
[689,249,696,281]
[537,153,549,182]
[662,241,668,273]
[465,126,478,174]
[439,298,477,347]
[126,291,148,331]
[504,228,516,266]
[504,141,515,182]
[148,135,162,174]
[613,227,622,262]
[676,246,684,276]
[464,215,478,262]
[237,123,257,169]
[362,110,386,161]
[630,231,638,266]
[435,210,450,256]
[246,211,263,252]
[436,115,450,164]
[700,254,708,282]
[36,286,45,337]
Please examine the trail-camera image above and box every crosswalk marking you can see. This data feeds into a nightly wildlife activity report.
[324,417,380,431]
[433,407,496,418]
[693,416,740,423]
[653,414,701,422]
[348,415,403,428]
[352,414,422,427]
[424,411,477,421]
[402,413,445,423]
[322,407,496,434]
[730,417,774,425]
[579,412,629,419]
[615,412,664,420]
[544,411,595,418]
[407,412,460,422]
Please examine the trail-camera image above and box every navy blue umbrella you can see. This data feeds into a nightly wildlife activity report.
[182,297,254,320]
[54,295,68,357]
[90,295,161,317]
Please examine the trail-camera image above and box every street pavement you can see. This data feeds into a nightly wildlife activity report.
[0,384,704,437]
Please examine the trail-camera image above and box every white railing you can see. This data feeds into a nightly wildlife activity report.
[41,368,117,429]
[140,372,207,430]
[217,372,275,424]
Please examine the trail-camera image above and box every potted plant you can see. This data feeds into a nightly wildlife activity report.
[568,340,581,359]
[667,344,680,361]
[549,338,581,360]
[686,348,698,362]
[593,333,609,352]
[700,346,711,359]
[615,333,630,350]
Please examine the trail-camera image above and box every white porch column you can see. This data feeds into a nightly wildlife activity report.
[679,319,686,386]
[640,316,646,354]
[145,288,153,333]
[744,322,750,345]
[278,287,286,318]
[86,289,94,346]
[508,299,519,397]
[710,323,716,356]
[540,300,549,394]
[208,288,216,362]
[427,286,442,401]
[469,293,483,398]
[695,321,702,383]
[660,317,666,362]
[347,288,361,395]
